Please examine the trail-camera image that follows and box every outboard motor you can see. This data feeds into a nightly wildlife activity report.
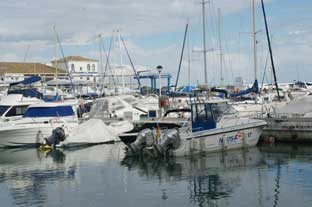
[154,129,181,156]
[127,129,154,156]
[125,128,181,158]
[42,127,66,149]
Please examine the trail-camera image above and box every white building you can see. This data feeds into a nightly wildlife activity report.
[51,56,99,83]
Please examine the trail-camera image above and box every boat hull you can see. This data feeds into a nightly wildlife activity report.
[0,123,76,147]
[174,123,265,156]
[261,117,312,142]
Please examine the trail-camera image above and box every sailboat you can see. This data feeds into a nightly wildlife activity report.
[230,0,286,118]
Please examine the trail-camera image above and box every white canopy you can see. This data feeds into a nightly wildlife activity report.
[276,96,312,115]
[62,119,133,147]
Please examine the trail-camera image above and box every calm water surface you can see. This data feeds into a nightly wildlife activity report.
[0,143,311,207]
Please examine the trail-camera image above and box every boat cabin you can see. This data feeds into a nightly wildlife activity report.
[0,105,28,119]
[0,94,40,121]
[191,100,236,132]
[22,102,78,119]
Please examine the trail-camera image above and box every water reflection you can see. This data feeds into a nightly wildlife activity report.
[122,147,264,207]
[0,144,312,207]
[0,148,75,206]
[259,143,312,207]
[0,145,121,207]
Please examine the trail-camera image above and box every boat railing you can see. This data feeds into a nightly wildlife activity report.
[273,113,303,119]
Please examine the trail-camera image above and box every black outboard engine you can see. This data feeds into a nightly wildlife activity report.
[43,127,66,149]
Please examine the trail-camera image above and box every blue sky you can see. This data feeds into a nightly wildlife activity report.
[0,0,311,86]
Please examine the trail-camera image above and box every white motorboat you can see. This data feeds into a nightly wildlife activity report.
[0,101,79,147]
[87,96,147,121]
[231,100,286,118]
[290,81,312,93]
[125,99,266,157]
[120,94,159,113]
[261,96,312,142]
[0,94,41,122]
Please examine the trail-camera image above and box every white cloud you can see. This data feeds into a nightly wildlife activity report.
[288,30,306,36]
[5,0,312,86]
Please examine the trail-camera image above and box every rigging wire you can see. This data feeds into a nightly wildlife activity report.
[119,34,142,94]
[98,32,117,95]
[52,25,75,92]
[260,50,270,93]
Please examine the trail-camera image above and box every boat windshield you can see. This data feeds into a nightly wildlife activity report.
[211,102,236,120]
[0,106,10,116]
[23,106,75,118]
[122,97,137,104]
[5,105,29,117]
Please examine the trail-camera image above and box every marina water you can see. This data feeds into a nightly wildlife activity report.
[0,143,311,207]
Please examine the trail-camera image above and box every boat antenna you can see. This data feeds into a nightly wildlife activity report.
[174,22,189,92]
[260,0,281,101]
[119,34,143,94]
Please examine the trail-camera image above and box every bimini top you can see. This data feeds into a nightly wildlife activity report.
[23,102,77,118]
[9,75,41,87]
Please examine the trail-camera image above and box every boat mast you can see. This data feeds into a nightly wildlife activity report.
[23,44,30,62]
[217,8,224,87]
[52,27,59,79]
[252,0,259,103]
[187,19,191,87]
[117,29,125,91]
[252,0,258,83]
[260,0,281,101]
[201,0,208,84]
[98,34,104,85]
[174,23,189,92]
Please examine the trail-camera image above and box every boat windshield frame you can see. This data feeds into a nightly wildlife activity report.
[0,105,10,116]
[191,102,216,132]
[210,102,237,120]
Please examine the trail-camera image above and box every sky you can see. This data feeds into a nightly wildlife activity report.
[0,0,311,86]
